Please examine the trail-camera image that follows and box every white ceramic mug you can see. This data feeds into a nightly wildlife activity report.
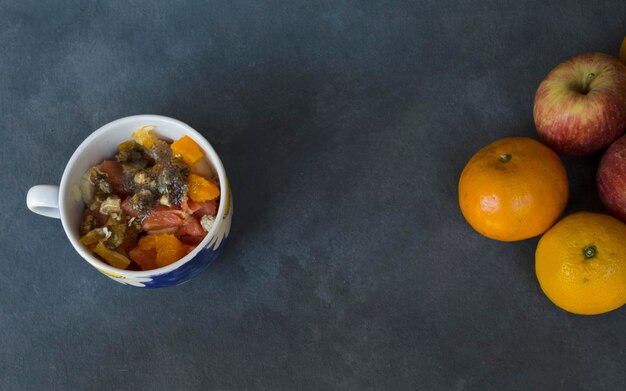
[26,115,232,287]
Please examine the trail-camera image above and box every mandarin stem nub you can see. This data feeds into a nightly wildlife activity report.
[583,245,597,260]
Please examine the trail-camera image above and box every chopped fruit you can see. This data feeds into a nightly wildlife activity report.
[99,160,126,196]
[142,206,185,231]
[136,234,156,251]
[176,216,207,245]
[190,158,212,178]
[93,242,131,269]
[134,233,187,268]
[182,243,195,256]
[117,140,134,151]
[121,197,141,218]
[187,173,220,202]
[177,235,204,246]
[132,233,195,268]
[179,216,206,236]
[132,125,158,149]
[185,199,218,219]
[80,227,109,246]
[154,234,186,267]
[171,135,203,166]
[129,247,157,271]
[80,127,221,271]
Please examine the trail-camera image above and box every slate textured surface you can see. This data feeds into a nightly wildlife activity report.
[2,1,626,390]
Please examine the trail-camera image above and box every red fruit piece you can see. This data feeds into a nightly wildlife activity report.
[182,243,196,256]
[129,247,158,271]
[142,206,185,231]
[176,216,207,245]
[121,197,141,218]
[186,199,218,218]
[597,134,626,223]
[99,160,127,196]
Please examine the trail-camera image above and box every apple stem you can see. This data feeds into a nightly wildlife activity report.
[583,245,597,260]
[582,73,596,94]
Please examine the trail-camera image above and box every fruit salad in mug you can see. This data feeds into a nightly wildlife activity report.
[78,126,220,271]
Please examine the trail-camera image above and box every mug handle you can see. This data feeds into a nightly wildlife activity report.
[27,185,61,219]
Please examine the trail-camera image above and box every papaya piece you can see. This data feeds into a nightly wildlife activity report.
[171,135,203,166]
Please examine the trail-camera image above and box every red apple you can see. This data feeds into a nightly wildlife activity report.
[598,134,626,223]
[533,52,626,156]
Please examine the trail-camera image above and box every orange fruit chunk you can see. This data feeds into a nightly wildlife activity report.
[171,135,203,166]
[132,126,158,149]
[134,233,187,268]
[137,235,157,251]
[535,212,626,315]
[154,234,186,267]
[187,173,220,202]
[458,137,568,241]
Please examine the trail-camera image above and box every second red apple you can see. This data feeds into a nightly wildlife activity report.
[598,134,626,223]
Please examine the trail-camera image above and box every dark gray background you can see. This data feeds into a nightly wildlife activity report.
[2,0,625,389]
